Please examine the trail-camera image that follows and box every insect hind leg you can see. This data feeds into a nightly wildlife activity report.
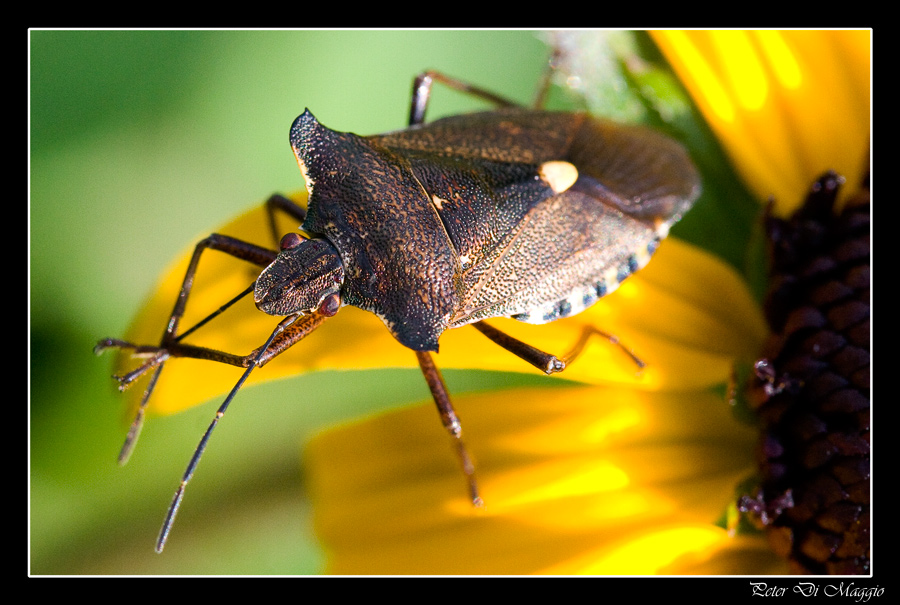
[472,321,645,375]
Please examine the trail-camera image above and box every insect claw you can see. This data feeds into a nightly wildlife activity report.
[95,337,168,360]
[112,350,170,391]
[544,357,566,374]
[112,369,144,390]
[94,337,128,355]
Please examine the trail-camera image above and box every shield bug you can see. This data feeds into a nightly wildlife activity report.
[96,70,701,552]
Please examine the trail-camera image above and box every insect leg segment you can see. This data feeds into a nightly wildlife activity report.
[471,321,566,375]
[415,351,483,507]
[117,364,163,465]
[98,234,277,390]
[264,193,308,247]
[408,71,521,127]
[249,311,330,366]
[472,320,645,374]
[165,234,278,342]
[530,46,562,110]
[558,325,646,370]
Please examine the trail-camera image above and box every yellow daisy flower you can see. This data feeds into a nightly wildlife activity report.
[104,30,869,575]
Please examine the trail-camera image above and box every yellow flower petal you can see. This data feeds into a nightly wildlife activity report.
[308,385,774,574]
[652,30,870,214]
[656,532,790,575]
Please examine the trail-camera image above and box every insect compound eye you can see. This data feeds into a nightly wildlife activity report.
[280,232,305,251]
[317,292,341,317]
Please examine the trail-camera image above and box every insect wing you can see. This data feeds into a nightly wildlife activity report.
[565,115,700,224]
[452,186,663,326]
[401,152,553,278]
[397,112,703,327]
[372,109,588,294]
[377,109,699,225]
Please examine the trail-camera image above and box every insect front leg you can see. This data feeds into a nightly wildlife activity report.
[96,232,277,462]
[471,321,645,375]
[415,351,483,507]
[98,192,312,423]
[98,233,278,371]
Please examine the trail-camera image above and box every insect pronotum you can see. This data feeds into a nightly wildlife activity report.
[96,69,701,552]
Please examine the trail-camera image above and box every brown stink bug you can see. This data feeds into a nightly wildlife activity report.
[96,70,701,552]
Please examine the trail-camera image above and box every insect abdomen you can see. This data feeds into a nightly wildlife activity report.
[512,232,664,324]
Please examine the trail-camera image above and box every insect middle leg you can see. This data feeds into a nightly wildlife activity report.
[471,320,645,375]
[416,351,483,507]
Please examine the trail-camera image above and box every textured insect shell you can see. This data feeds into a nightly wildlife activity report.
[291,110,461,352]
[290,109,700,351]
[374,110,700,327]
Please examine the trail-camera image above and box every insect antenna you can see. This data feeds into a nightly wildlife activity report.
[155,313,301,553]
[114,283,258,465]
[173,283,256,343]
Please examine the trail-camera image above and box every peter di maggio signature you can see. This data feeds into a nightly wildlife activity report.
[751,582,883,602]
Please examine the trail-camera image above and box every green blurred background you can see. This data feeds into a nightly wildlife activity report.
[29,30,554,575]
